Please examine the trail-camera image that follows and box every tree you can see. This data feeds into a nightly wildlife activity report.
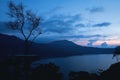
[7,1,42,54]
[69,71,90,80]
[6,1,42,80]
[113,46,120,62]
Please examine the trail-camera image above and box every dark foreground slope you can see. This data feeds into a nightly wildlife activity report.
[67,62,120,80]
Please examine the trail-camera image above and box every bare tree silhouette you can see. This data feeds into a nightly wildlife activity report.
[7,1,42,54]
[6,1,42,80]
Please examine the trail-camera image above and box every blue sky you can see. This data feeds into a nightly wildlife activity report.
[0,0,120,48]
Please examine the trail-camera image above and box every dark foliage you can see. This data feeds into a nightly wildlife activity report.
[32,63,63,80]
[114,46,120,55]
[100,62,120,80]
[0,57,17,80]
[69,71,99,80]
[113,46,120,62]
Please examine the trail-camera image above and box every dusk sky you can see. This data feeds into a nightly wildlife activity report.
[0,0,120,48]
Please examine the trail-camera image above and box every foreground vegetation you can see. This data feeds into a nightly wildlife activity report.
[0,56,120,80]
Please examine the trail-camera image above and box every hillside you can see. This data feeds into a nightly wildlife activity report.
[0,33,114,58]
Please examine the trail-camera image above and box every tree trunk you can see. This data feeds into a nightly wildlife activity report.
[24,40,29,55]
[24,40,30,80]
[14,56,22,80]
[24,57,30,80]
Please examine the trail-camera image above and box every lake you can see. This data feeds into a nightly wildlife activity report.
[32,54,117,79]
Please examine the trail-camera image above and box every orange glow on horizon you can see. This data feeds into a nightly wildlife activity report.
[74,40,89,46]
[93,40,120,46]
[74,40,120,47]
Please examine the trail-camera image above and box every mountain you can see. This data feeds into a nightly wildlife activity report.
[0,33,114,58]
[0,33,24,55]
[49,40,79,47]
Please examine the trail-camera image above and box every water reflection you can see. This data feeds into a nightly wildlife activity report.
[32,54,116,76]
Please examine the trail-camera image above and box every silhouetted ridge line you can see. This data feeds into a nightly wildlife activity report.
[0,33,114,58]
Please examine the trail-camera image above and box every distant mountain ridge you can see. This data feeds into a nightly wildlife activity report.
[0,33,114,58]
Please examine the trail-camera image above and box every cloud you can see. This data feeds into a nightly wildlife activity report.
[42,14,82,34]
[47,7,63,14]
[65,34,105,39]
[0,22,13,33]
[42,20,73,33]
[37,34,105,43]
[100,42,108,48]
[87,7,104,13]
[93,22,111,27]
[75,23,85,27]
[0,14,82,37]
[87,39,98,46]
[49,14,82,23]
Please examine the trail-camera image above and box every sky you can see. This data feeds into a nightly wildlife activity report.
[0,0,120,48]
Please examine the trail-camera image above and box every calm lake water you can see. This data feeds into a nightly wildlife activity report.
[32,54,117,79]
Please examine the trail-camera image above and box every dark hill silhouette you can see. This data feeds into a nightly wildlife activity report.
[0,33,114,58]
[49,40,79,47]
[0,33,24,55]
